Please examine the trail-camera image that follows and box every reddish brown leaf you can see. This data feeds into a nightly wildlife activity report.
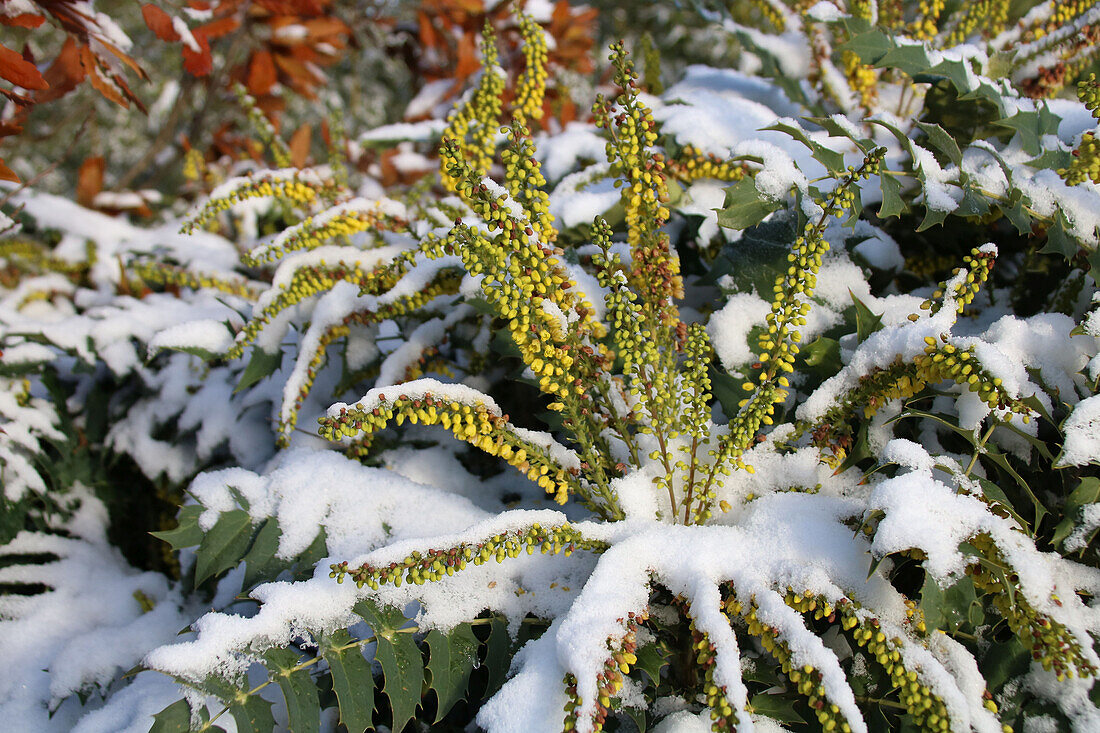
[81,48,128,107]
[181,32,212,76]
[0,43,47,90]
[0,13,45,29]
[0,120,23,138]
[0,157,18,183]
[142,4,181,42]
[39,37,85,103]
[288,123,311,168]
[195,17,240,39]
[247,50,277,95]
[77,156,106,206]
[454,31,478,80]
[303,17,349,39]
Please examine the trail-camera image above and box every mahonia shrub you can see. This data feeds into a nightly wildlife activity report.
[1,2,1100,732]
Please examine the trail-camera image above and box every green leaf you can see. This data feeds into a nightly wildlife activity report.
[151,504,204,551]
[955,185,991,218]
[974,476,1032,536]
[920,573,980,633]
[716,178,783,231]
[264,648,320,733]
[150,699,193,733]
[241,519,291,589]
[801,336,842,377]
[322,629,375,733]
[981,639,1030,694]
[426,625,480,722]
[710,369,749,419]
[887,409,976,444]
[633,640,670,687]
[294,527,328,579]
[850,292,883,344]
[763,121,846,173]
[985,447,1047,529]
[236,347,283,394]
[1040,212,1079,260]
[1052,477,1100,549]
[623,706,648,733]
[750,692,805,724]
[873,43,933,75]
[916,204,951,231]
[194,509,255,586]
[354,600,422,732]
[999,193,1032,235]
[154,343,222,361]
[229,694,276,733]
[837,28,894,65]
[482,617,513,698]
[878,172,908,219]
[993,109,1061,157]
[803,116,877,153]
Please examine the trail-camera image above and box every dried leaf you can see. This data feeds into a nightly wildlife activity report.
[0,43,48,90]
[39,37,85,103]
[182,32,213,76]
[195,17,240,39]
[247,51,277,96]
[142,4,181,42]
[0,13,45,29]
[288,123,311,168]
[0,157,18,183]
[77,156,105,207]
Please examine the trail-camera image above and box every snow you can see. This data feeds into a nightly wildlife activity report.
[1059,395,1100,468]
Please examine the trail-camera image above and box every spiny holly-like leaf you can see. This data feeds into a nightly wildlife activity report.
[241,518,292,588]
[803,116,877,153]
[763,121,845,174]
[633,639,670,687]
[920,573,981,633]
[235,347,283,394]
[151,504,204,550]
[426,624,479,722]
[354,599,422,732]
[878,171,907,219]
[850,292,883,344]
[974,476,1031,536]
[229,693,277,733]
[837,28,893,65]
[716,177,783,231]
[623,706,648,732]
[750,692,805,724]
[264,647,320,733]
[482,617,513,697]
[915,122,962,167]
[985,446,1047,529]
[322,629,375,733]
[994,108,1061,158]
[194,509,254,585]
[955,185,991,218]
[1040,212,1078,260]
[150,699,193,733]
[916,204,951,232]
[1052,477,1100,549]
[873,43,932,75]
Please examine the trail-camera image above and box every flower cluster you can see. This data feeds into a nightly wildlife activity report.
[180,169,324,234]
[441,23,505,183]
[562,613,644,733]
[131,261,262,299]
[320,389,585,504]
[330,521,607,589]
[667,145,748,183]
